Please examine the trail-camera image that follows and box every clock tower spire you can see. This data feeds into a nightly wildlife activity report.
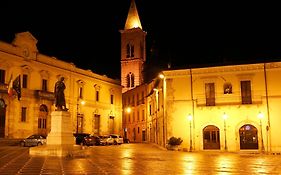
[120,0,146,93]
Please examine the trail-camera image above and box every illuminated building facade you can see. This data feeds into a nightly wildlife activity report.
[0,31,122,138]
[155,63,281,153]
[120,0,146,93]
[122,0,281,153]
[122,83,147,143]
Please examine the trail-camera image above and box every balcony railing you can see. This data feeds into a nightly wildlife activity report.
[196,91,262,107]
[35,90,55,101]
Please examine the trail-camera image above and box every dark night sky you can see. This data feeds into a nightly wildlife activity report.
[1,1,281,80]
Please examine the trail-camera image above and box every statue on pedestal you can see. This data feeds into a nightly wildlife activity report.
[54,77,68,111]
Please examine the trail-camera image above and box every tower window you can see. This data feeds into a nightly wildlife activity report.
[126,74,130,88]
[126,43,134,58]
[126,73,135,88]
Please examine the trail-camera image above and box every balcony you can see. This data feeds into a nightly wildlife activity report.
[196,91,263,107]
[35,90,54,101]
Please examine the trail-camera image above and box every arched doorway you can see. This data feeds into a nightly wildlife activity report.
[203,125,220,149]
[0,99,6,138]
[239,124,258,149]
[38,105,48,137]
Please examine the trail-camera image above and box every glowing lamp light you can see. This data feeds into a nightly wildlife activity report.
[188,114,192,121]
[223,113,228,120]
[126,107,131,113]
[80,100,85,105]
[258,112,264,119]
[132,21,139,28]
[159,74,165,79]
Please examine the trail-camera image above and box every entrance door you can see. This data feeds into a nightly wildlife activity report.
[203,125,220,149]
[142,130,146,141]
[38,105,48,137]
[239,124,258,149]
[0,99,6,138]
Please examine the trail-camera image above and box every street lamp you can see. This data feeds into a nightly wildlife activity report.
[188,114,192,152]
[159,73,165,147]
[159,73,164,79]
[76,99,85,134]
[124,107,131,142]
[153,88,159,144]
[258,112,265,153]
[126,107,131,113]
[223,112,228,151]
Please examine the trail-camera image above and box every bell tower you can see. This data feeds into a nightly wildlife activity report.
[120,0,146,93]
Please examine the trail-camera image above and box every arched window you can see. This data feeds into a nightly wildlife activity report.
[126,43,134,58]
[126,73,135,88]
[126,74,130,88]
[131,73,135,87]
[131,45,134,57]
[126,44,130,58]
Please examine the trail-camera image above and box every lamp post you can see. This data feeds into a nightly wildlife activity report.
[153,88,159,144]
[76,99,85,134]
[124,107,131,142]
[159,73,165,147]
[258,112,265,153]
[188,114,192,152]
[223,112,228,151]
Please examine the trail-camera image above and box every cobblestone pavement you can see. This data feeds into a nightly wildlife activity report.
[1,144,281,174]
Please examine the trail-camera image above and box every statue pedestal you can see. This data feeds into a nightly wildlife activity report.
[30,111,79,157]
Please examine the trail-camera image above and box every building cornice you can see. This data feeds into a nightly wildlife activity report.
[163,62,281,78]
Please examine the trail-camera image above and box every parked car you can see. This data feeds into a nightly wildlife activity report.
[20,134,46,147]
[99,134,124,145]
[83,135,101,146]
[99,135,110,145]
[109,134,124,145]
[73,133,90,145]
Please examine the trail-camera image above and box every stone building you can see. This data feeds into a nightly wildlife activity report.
[121,0,281,153]
[159,63,281,153]
[0,31,122,138]
[122,83,147,143]
[120,0,146,93]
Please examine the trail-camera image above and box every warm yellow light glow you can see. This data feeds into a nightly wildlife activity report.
[126,107,131,113]
[132,22,139,28]
[223,113,228,120]
[215,157,232,172]
[159,73,164,79]
[121,150,133,175]
[188,114,192,121]
[258,112,264,119]
[182,155,196,174]
[80,100,85,105]
[153,88,158,92]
